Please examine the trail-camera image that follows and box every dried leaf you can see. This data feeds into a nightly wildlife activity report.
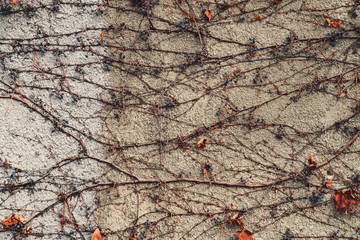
[204,10,211,21]
[24,225,32,234]
[91,228,103,240]
[11,0,19,4]
[2,214,26,228]
[203,168,207,174]
[236,230,253,240]
[332,22,341,27]
[180,0,183,3]
[308,153,319,168]
[101,31,105,37]
[197,138,207,149]
[326,18,331,26]
[325,180,332,188]
[255,15,261,19]
[129,238,138,240]
[229,213,245,229]
[339,92,346,97]
[335,190,359,214]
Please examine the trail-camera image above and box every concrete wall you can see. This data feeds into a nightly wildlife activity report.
[1,0,360,239]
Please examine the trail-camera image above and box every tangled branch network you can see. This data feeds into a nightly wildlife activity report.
[0,0,360,239]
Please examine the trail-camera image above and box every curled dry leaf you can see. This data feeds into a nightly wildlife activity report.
[325,180,332,188]
[332,22,341,27]
[308,153,319,168]
[236,230,253,240]
[197,138,206,149]
[204,10,211,21]
[326,18,331,26]
[2,214,25,228]
[24,225,32,234]
[91,228,103,240]
[334,190,358,214]
[229,212,245,230]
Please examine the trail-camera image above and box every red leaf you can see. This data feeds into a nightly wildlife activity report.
[334,190,359,214]
[325,180,332,188]
[332,22,341,27]
[91,228,103,240]
[10,0,19,4]
[204,10,211,21]
[236,230,253,240]
[255,15,261,19]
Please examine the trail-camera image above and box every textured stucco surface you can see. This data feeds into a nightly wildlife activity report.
[1,0,360,240]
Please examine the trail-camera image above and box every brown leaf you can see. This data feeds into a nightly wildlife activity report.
[197,138,207,149]
[236,230,253,240]
[308,153,319,168]
[335,190,359,214]
[91,228,103,240]
[326,18,331,26]
[2,214,26,228]
[204,10,211,21]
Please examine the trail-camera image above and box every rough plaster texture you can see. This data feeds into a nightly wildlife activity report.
[0,1,105,239]
[1,0,360,240]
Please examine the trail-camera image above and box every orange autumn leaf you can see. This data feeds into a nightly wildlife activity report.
[332,22,341,27]
[236,230,253,240]
[11,0,19,4]
[339,92,346,97]
[101,31,105,37]
[229,212,245,230]
[203,168,207,174]
[255,15,261,19]
[197,138,207,149]
[334,190,359,214]
[129,238,138,240]
[326,18,331,26]
[308,153,319,168]
[91,228,103,240]
[325,180,332,188]
[24,224,32,234]
[180,0,183,3]
[2,214,25,228]
[204,10,211,21]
